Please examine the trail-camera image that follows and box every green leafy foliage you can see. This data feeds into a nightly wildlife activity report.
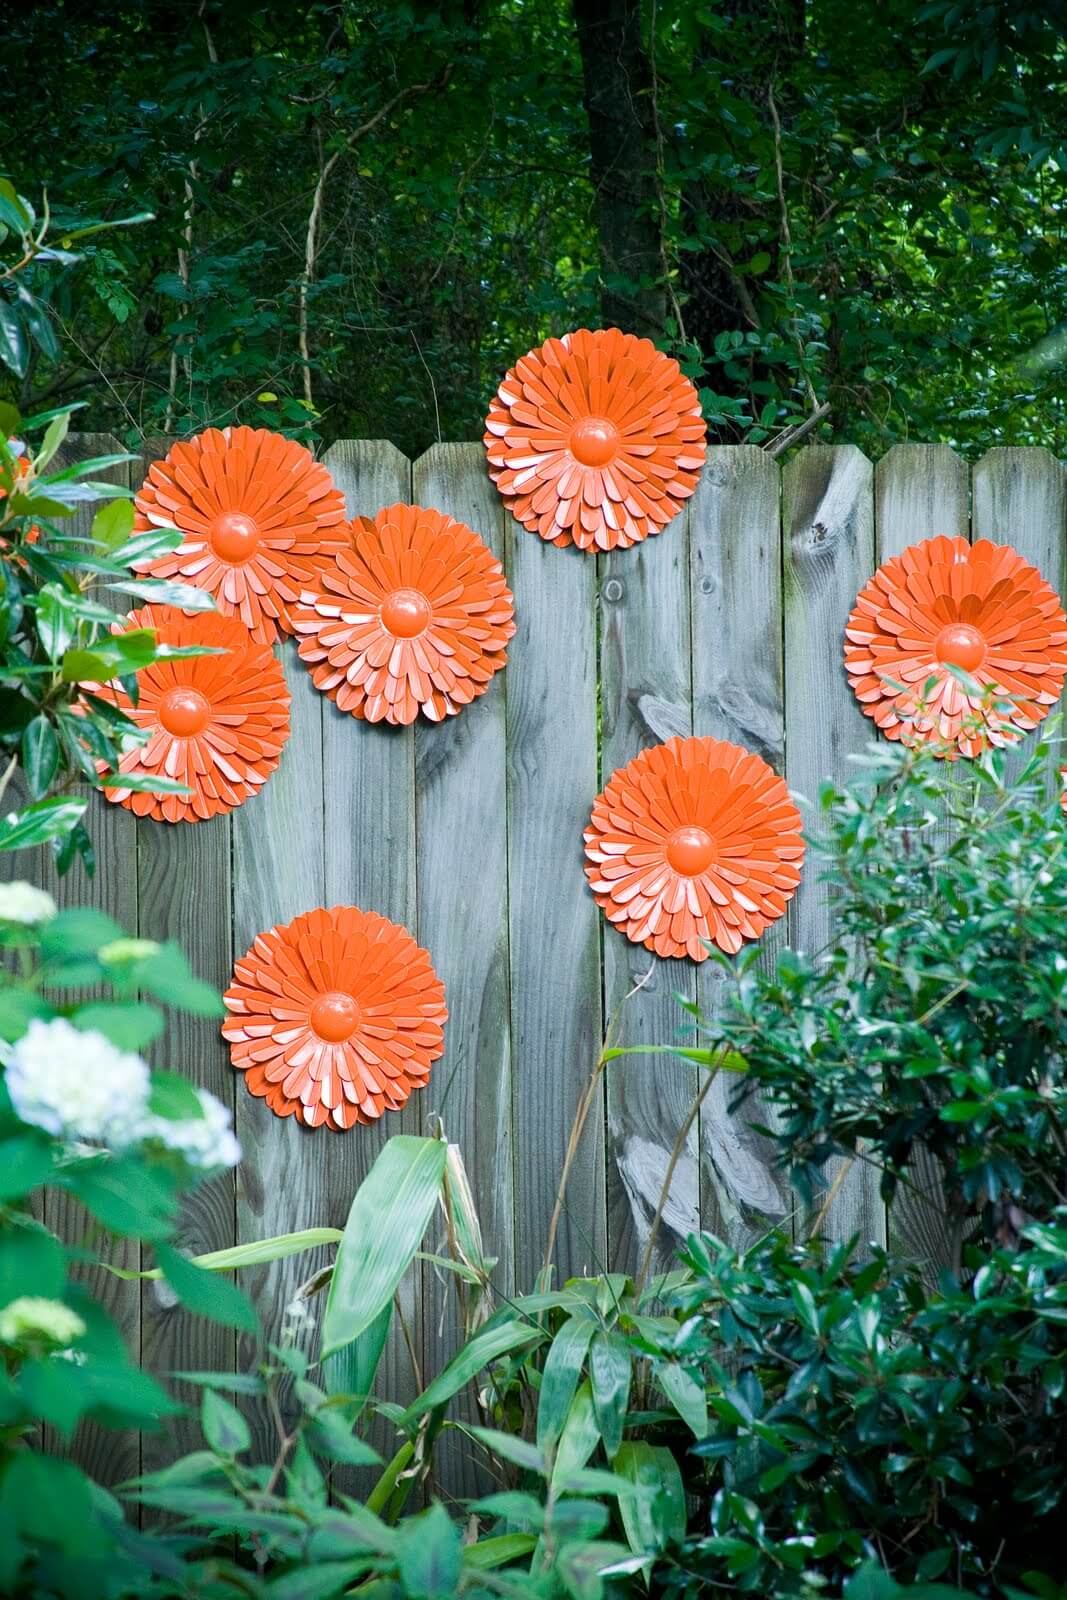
[0,898,249,1594]
[704,737,1067,1244]
[0,401,224,872]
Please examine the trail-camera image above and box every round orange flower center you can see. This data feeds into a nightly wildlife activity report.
[568,416,621,467]
[934,622,986,673]
[209,510,260,563]
[666,825,717,876]
[309,991,362,1043]
[157,686,212,737]
[380,587,433,638]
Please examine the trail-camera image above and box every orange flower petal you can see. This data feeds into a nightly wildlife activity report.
[485,328,706,552]
[844,536,1067,760]
[91,605,290,823]
[132,427,350,644]
[223,906,448,1130]
[293,503,515,726]
[585,736,804,961]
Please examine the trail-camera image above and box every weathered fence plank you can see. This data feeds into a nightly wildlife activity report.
[412,444,512,1494]
[598,495,696,1277]
[506,525,604,1288]
[230,638,326,1460]
[318,441,421,1423]
[691,447,792,1245]
[876,444,969,1277]
[783,445,885,1248]
[975,450,1067,810]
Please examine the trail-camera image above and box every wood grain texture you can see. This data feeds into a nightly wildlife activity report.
[412,444,511,1498]
[506,521,604,1287]
[319,441,422,1428]
[599,510,695,1276]
[131,440,236,1465]
[875,445,969,1277]
[230,628,325,1458]
[691,447,792,1245]
[25,435,143,1486]
[783,445,885,1248]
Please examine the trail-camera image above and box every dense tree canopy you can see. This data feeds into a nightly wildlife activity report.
[2,0,1065,458]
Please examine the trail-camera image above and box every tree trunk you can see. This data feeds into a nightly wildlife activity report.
[571,0,666,339]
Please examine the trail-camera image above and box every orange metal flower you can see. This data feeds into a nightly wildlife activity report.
[95,605,291,823]
[292,502,515,725]
[484,327,707,552]
[844,536,1067,759]
[131,427,349,643]
[222,906,447,1130]
[584,736,804,961]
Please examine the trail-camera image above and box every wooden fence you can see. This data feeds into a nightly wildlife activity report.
[19,436,1067,1488]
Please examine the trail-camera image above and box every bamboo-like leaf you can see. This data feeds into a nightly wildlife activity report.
[614,1441,686,1557]
[397,1319,545,1428]
[320,1135,447,1361]
[101,1227,343,1280]
[601,1045,746,1072]
[589,1329,632,1460]
[536,1314,596,1450]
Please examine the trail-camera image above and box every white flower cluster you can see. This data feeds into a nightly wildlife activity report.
[5,1017,241,1173]
[0,882,56,925]
[137,1087,242,1173]
[7,1018,150,1144]
[0,1296,86,1347]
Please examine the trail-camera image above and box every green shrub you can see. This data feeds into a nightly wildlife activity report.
[704,737,1067,1246]
[0,891,250,1594]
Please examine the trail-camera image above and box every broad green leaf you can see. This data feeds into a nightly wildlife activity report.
[323,1298,392,1414]
[589,1329,632,1460]
[201,1388,251,1456]
[550,1381,600,1489]
[106,578,215,611]
[614,1441,686,1557]
[467,1425,545,1475]
[73,1001,163,1052]
[537,1314,595,1449]
[147,1069,207,1120]
[655,1360,708,1438]
[395,1504,462,1600]
[305,1505,396,1560]
[137,940,222,1015]
[463,1533,539,1570]
[0,1136,53,1200]
[0,796,86,852]
[321,1135,447,1360]
[34,410,70,471]
[90,498,135,550]
[107,1228,344,1281]
[0,302,27,378]
[107,527,183,565]
[20,715,59,800]
[397,1318,544,1427]
[155,1244,258,1335]
[0,179,31,233]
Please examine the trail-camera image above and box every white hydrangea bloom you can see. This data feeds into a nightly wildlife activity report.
[0,882,57,925]
[98,938,161,965]
[6,1017,150,1145]
[0,1296,86,1347]
[141,1087,241,1173]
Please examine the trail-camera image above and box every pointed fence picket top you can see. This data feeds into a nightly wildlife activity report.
[8,436,1067,1492]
